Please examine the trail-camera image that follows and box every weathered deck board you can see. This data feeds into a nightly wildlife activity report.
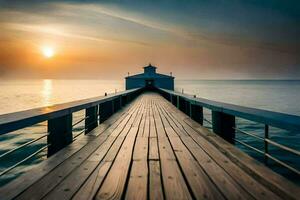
[16,98,143,200]
[157,99,281,200]
[0,92,299,200]
[156,96,299,200]
[0,97,139,200]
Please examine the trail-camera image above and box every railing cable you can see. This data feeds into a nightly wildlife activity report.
[0,145,49,177]
[233,127,264,141]
[0,133,48,159]
[72,116,89,127]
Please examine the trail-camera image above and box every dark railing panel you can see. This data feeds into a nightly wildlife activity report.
[190,104,203,125]
[212,111,235,143]
[47,113,72,156]
[85,105,98,133]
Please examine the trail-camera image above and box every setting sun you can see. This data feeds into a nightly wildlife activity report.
[42,46,55,58]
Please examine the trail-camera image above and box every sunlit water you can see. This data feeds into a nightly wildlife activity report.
[0,79,124,114]
[0,79,299,185]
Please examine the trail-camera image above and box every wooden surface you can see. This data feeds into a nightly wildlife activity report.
[0,92,299,200]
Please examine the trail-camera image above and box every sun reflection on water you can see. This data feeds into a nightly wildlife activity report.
[42,79,53,106]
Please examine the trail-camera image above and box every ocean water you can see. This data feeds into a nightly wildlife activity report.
[0,79,299,185]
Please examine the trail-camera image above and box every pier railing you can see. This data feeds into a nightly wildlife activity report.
[157,88,300,176]
[1,87,299,179]
[0,88,142,177]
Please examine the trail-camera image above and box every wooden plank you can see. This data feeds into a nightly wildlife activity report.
[156,101,187,137]
[95,96,147,199]
[152,101,192,199]
[137,105,146,137]
[199,132,300,200]
[177,122,281,199]
[43,107,143,200]
[148,96,164,200]
[14,135,113,200]
[157,135,175,161]
[133,137,148,161]
[0,100,138,200]
[149,161,164,200]
[9,97,142,200]
[149,137,159,160]
[158,100,266,198]
[44,134,127,199]
[132,102,144,128]
[104,100,145,162]
[103,105,142,161]
[0,140,88,200]
[110,114,134,137]
[14,135,109,200]
[72,162,112,200]
[152,102,166,138]
[44,96,145,200]
[4,93,298,200]
[157,102,250,199]
[143,101,150,137]
[160,159,192,200]
[4,96,135,200]
[125,161,148,200]
[126,105,149,199]
[71,100,145,200]
[42,161,101,200]
[149,100,157,138]
[95,127,140,199]
[158,96,295,199]
[156,103,226,200]
[153,104,175,161]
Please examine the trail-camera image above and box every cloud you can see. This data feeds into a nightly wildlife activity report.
[188,32,300,55]
[2,1,299,54]
[71,3,300,54]
[2,21,151,46]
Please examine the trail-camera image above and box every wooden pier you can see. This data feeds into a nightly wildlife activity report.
[0,92,299,200]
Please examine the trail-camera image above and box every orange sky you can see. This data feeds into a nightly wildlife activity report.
[0,1,299,79]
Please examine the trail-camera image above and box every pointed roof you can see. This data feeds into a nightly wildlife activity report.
[126,64,174,79]
[143,63,157,69]
[126,72,173,79]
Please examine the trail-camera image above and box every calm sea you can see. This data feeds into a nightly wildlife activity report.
[0,79,299,185]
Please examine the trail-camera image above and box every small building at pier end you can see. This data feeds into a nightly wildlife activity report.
[125,64,174,90]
